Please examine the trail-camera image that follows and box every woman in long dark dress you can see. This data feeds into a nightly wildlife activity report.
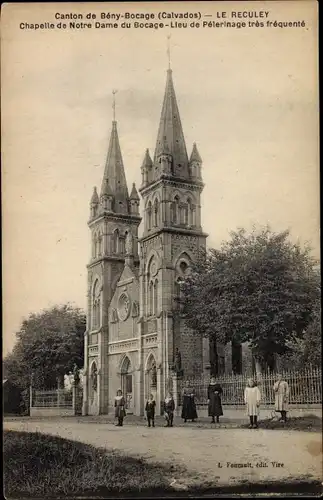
[207,376,223,423]
[181,381,198,422]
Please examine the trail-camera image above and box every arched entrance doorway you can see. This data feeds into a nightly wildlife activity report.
[121,356,134,413]
[145,354,157,401]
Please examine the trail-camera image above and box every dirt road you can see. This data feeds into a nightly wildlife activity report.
[4,419,322,488]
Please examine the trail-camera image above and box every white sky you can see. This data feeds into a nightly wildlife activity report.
[2,1,319,355]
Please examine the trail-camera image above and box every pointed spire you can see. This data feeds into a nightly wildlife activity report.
[190,143,202,163]
[91,186,99,204]
[167,34,171,70]
[141,149,153,169]
[101,120,129,215]
[154,69,188,172]
[130,182,140,201]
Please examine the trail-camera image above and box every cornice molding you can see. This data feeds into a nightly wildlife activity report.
[87,255,125,269]
[139,176,204,196]
[88,212,142,227]
[139,227,208,244]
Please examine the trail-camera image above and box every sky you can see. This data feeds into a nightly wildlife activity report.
[2,1,319,355]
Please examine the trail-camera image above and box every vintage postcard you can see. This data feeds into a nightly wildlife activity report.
[2,1,321,498]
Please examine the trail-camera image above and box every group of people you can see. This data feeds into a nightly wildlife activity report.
[114,374,290,428]
[114,390,175,428]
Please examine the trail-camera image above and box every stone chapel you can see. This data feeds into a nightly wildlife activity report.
[82,66,250,416]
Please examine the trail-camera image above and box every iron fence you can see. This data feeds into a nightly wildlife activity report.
[31,389,73,408]
[178,366,322,406]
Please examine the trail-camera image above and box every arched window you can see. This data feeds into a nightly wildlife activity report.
[93,232,98,258]
[147,202,152,230]
[110,308,118,323]
[119,236,125,254]
[96,297,100,326]
[170,201,176,224]
[187,198,192,226]
[121,356,132,409]
[98,233,102,256]
[174,277,183,311]
[145,354,157,399]
[154,199,159,227]
[121,356,131,375]
[131,301,139,318]
[149,281,153,316]
[153,279,158,316]
[113,229,119,254]
[172,196,180,224]
[92,280,100,329]
[191,205,196,226]
[183,203,189,225]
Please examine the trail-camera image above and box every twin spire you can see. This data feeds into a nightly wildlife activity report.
[90,50,202,218]
[91,92,139,217]
[153,68,189,175]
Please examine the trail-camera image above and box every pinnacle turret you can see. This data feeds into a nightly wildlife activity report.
[130,182,140,201]
[189,142,202,180]
[100,178,114,211]
[141,149,153,169]
[90,186,100,218]
[90,186,99,205]
[190,143,202,164]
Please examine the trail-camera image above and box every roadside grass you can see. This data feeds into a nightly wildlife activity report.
[4,429,322,498]
[3,430,186,498]
[241,414,322,432]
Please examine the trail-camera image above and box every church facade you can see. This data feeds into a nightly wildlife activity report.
[82,67,252,416]
[82,67,213,416]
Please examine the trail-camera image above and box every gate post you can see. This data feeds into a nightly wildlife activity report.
[72,383,76,415]
[171,372,181,417]
[29,384,33,414]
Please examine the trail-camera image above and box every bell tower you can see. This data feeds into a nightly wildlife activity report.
[83,94,141,415]
[139,65,208,400]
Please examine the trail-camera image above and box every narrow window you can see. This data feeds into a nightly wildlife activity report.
[147,202,152,230]
[154,199,159,227]
[153,279,158,316]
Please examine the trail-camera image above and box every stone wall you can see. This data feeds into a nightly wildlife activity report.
[30,407,75,417]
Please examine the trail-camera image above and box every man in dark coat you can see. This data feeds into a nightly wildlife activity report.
[207,376,223,423]
[145,393,156,427]
[181,381,198,422]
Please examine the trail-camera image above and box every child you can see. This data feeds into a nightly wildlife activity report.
[273,374,289,422]
[164,392,175,427]
[145,393,156,427]
[244,378,261,429]
[114,389,126,426]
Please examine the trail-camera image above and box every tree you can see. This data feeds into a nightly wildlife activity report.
[280,297,321,369]
[3,304,86,390]
[302,298,321,366]
[179,226,320,374]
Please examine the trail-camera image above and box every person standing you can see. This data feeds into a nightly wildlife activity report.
[207,376,223,424]
[273,374,289,422]
[145,393,156,427]
[181,381,198,422]
[164,392,175,427]
[114,389,126,426]
[244,378,261,429]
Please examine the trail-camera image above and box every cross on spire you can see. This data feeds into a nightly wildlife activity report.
[112,89,118,121]
[167,34,171,69]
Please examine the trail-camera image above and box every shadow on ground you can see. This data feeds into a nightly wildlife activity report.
[11,481,323,498]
